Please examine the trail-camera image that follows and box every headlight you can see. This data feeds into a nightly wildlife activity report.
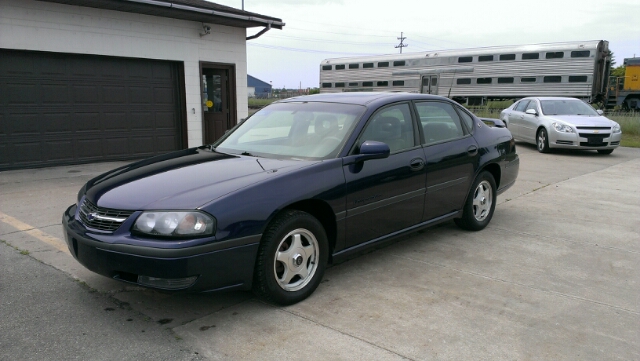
[133,211,216,238]
[552,122,574,133]
[612,124,621,133]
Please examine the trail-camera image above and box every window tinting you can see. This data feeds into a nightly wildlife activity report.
[522,53,539,60]
[378,62,389,67]
[478,55,494,62]
[500,54,516,61]
[458,56,473,63]
[322,83,332,88]
[457,78,471,85]
[498,77,514,83]
[477,78,492,84]
[568,75,588,83]
[362,81,373,86]
[322,65,332,71]
[416,102,465,144]
[456,106,474,132]
[377,81,388,86]
[358,103,415,153]
[348,64,359,69]
[521,77,537,83]
[392,80,405,86]
[363,63,374,68]
[571,50,590,58]
[546,52,564,59]
[335,82,345,88]
[348,82,359,87]
[543,76,562,83]
[393,60,406,66]
[335,64,345,70]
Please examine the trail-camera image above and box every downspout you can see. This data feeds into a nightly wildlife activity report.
[246,23,272,40]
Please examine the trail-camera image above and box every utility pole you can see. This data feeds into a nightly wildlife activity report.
[395,32,408,54]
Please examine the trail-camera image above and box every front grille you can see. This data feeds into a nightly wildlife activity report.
[79,199,134,232]
[579,133,609,147]
[576,126,611,130]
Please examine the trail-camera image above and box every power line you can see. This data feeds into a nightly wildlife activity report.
[247,42,376,56]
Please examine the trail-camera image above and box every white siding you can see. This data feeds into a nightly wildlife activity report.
[0,0,250,147]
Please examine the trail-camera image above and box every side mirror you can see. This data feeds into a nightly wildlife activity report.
[525,109,538,116]
[343,141,390,165]
[596,109,604,115]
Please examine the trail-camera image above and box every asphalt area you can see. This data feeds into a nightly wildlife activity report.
[1,143,638,360]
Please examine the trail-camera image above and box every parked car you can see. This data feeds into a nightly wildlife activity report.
[500,97,622,154]
[63,92,519,305]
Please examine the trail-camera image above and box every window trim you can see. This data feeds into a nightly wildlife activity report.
[351,101,418,155]
[414,100,470,145]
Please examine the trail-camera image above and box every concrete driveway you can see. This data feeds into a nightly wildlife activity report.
[1,143,638,360]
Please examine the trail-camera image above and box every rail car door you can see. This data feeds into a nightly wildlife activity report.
[421,75,439,95]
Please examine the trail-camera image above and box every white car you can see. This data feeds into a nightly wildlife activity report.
[500,97,622,154]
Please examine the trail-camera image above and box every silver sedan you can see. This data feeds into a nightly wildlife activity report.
[500,97,622,154]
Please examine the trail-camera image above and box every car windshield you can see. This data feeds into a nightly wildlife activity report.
[214,102,364,160]
[540,99,599,116]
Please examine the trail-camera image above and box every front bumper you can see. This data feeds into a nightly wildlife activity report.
[62,204,260,292]
[549,129,622,150]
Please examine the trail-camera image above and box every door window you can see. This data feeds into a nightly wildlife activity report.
[415,102,465,145]
[358,103,415,153]
[202,74,222,112]
[525,100,538,113]
[514,100,530,112]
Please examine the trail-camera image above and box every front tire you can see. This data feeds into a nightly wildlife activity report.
[253,210,328,305]
[597,149,614,155]
[454,171,497,231]
[537,128,550,153]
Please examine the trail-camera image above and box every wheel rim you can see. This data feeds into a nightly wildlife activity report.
[273,228,319,292]
[472,180,493,222]
[537,131,546,151]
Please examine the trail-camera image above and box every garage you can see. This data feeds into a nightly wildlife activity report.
[0,49,186,171]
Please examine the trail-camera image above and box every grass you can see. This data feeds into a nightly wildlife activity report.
[248,98,278,108]
[621,134,640,147]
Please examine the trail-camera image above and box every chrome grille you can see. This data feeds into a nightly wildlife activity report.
[79,199,134,232]
[576,126,611,130]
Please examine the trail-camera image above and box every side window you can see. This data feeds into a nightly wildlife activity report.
[515,100,530,112]
[456,106,474,133]
[416,102,465,145]
[525,100,538,113]
[358,103,415,153]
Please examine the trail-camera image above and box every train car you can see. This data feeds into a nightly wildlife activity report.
[319,40,610,105]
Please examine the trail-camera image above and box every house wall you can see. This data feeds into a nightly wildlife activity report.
[0,0,249,147]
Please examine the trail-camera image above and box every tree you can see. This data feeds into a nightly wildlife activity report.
[611,65,626,78]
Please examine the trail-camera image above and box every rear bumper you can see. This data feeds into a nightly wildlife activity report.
[62,204,260,292]
[497,154,519,195]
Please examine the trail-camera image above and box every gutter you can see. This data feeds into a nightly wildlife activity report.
[124,0,284,39]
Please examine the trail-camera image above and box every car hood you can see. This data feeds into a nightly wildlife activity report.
[84,147,316,210]
[544,115,615,127]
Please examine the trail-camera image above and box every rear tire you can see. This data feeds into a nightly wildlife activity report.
[454,171,497,231]
[537,128,550,153]
[597,149,614,155]
[253,210,328,305]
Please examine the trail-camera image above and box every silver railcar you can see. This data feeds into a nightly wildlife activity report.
[319,40,610,105]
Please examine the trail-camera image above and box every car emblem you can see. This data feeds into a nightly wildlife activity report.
[87,212,98,221]
[594,130,599,134]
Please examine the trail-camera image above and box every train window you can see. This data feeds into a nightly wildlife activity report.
[322,83,332,88]
[457,78,471,85]
[392,80,405,86]
[393,60,406,66]
[498,77,514,83]
[568,75,588,82]
[431,78,437,86]
[477,78,492,84]
[378,62,389,67]
[422,78,430,86]
[500,54,516,61]
[458,56,473,63]
[522,53,539,60]
[349,64,359,69]
[335,82,345,88]
[377,81,389,86]
[543,76,562,83]
[479,55,494,62]
[571,51,590,58]
[348,82,359,87]
[521,77,537,83]
[335,64,345,70]
[363,63,374,68]
[363,81,373,86]
[322,65,332,71]
[546,52,564,59]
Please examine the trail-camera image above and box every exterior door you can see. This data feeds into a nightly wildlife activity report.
[202,64,235,144]
[421,75,439,94]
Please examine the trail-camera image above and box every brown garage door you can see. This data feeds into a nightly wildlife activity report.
[0,49,185,171]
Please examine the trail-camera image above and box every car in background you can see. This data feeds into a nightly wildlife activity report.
[500,97,622,154]
[63,92,519,305]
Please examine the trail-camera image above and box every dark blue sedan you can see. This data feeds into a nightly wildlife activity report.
[63,92,519,305]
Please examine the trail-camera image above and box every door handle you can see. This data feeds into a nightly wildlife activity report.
[409,158,425,171]
[467,145,478,156]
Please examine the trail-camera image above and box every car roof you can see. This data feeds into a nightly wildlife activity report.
[523,97,584,101]
[278,92,447,106]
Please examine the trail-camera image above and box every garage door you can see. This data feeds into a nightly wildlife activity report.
[0,50,185,171]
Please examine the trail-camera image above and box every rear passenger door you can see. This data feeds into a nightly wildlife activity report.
[509,99,529,138]
[415,101,479,221]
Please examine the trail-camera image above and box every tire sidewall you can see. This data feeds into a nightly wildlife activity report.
[459,171,497,231]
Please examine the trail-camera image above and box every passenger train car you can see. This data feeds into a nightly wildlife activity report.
[319,40,610,105]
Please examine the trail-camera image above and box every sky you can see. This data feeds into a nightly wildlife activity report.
[211,0,639,89]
